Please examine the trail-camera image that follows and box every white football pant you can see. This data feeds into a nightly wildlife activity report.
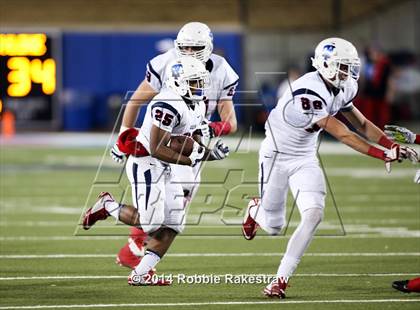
[126,156,186,234]
[255,148,326,235]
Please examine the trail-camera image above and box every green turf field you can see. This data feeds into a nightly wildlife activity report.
[1,144,419,309]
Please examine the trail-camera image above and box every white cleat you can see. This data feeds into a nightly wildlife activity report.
[263,277,288,298]
[242,198,260,240]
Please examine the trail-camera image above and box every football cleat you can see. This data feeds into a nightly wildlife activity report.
[82,192,113,230]
[128,269,171,286]
[263,277,288,298]
[116,228,147,269]
[242,198,260,240]
[392,280,410,293]
[392,278,420,293]
[116,239,143,269]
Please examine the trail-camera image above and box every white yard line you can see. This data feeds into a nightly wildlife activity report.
[1,234,420,241]
[0,236,127,241]
[1,218,419,227]
[0,273,419,281]
[0,252,419,259]
[0,299,420,309]
[0,221,79,227]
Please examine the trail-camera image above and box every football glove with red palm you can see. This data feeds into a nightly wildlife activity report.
[110,128,149,163]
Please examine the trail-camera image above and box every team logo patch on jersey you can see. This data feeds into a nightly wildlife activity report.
[171,63,184,79]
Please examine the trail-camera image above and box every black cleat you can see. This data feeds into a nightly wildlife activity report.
[392,280,410,293]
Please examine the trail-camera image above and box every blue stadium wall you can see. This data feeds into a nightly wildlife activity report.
[61,31,243,131]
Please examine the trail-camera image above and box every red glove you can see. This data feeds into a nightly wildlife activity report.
[116,128,149,157]
[209,121,232,137]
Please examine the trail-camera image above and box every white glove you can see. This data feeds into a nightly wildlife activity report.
[384,125,416,144]
[210,139,229,160]
[110,143,126,164]
[400,146,419,164]
[195,119,214,142]
[188,142,205,167]
[384,144,401,173]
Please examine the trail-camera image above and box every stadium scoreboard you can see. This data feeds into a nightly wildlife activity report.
[0,33,58,124]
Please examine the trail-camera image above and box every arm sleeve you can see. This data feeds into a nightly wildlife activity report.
[150,102,181,133]
[219,59,239,100]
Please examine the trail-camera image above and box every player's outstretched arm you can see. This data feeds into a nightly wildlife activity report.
[317,116,400,172]
[341,107,395,149]
[318,115,374,154]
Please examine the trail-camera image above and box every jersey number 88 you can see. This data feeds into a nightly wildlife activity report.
[301,97,322,110]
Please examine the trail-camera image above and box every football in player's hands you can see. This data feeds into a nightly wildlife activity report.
[169,135,196,156]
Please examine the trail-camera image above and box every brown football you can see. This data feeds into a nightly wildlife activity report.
[169,135,195,156]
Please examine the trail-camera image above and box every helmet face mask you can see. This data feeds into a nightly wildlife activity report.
[187,78,206,99]
[174,22,213,63]
[167,57,210,102]
[327,59,361,88]
[312,38,361,89]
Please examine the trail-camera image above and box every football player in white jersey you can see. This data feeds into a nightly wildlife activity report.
[241,38,419,298]
[82,57,230,286]
[110,22,239,268]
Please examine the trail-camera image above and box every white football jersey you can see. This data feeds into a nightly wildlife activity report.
[145,48,239,119]
[137,88,206,157]
[262,71,358,156]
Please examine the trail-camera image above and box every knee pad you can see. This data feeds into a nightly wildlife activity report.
[302,207,324,228]
[296,191,325,214]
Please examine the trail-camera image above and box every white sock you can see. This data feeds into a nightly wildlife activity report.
[104,200,121,220]
[276,255,300,279]
[276,208,323,279]
[134,250,161,275]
